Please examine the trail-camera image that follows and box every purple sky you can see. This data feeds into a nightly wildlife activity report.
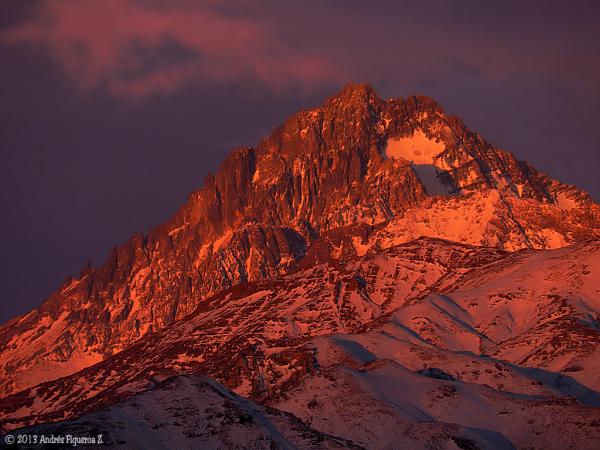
[1,0,599,325]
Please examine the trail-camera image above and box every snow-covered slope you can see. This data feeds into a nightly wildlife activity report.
[0,375,364,450]
[271,360,600,450]
[340,240,600,403]
[2,239,600,450]
[368,190,600,252]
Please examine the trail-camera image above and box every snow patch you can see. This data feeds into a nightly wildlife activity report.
[555,192,578,210]
[212,231,234,253]
[352,236,371,256]
[517,184,524,197]
[168,225,185,237]
[385,131,446,164]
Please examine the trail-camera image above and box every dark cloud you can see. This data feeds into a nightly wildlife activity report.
[0,0,345,100]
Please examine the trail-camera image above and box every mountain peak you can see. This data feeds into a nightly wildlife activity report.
[328,82,380,103]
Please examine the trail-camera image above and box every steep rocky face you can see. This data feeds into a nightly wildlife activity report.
[1,83,598,400]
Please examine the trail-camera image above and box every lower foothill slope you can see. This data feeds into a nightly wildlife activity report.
[0,375,365,450]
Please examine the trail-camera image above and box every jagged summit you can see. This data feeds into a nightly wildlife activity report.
[319,82,383,111]
[0,84,599,404]
[188,81,592,241]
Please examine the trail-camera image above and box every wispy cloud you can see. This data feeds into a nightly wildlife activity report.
[0,0,344,100]
[2,1,598,102]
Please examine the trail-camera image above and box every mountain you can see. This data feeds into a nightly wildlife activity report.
[1,83,599,449]
[1,83,598,400]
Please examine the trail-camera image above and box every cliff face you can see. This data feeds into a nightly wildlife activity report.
[1,83,598,400]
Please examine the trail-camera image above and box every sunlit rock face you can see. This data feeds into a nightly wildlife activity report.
[1,82,599,406]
